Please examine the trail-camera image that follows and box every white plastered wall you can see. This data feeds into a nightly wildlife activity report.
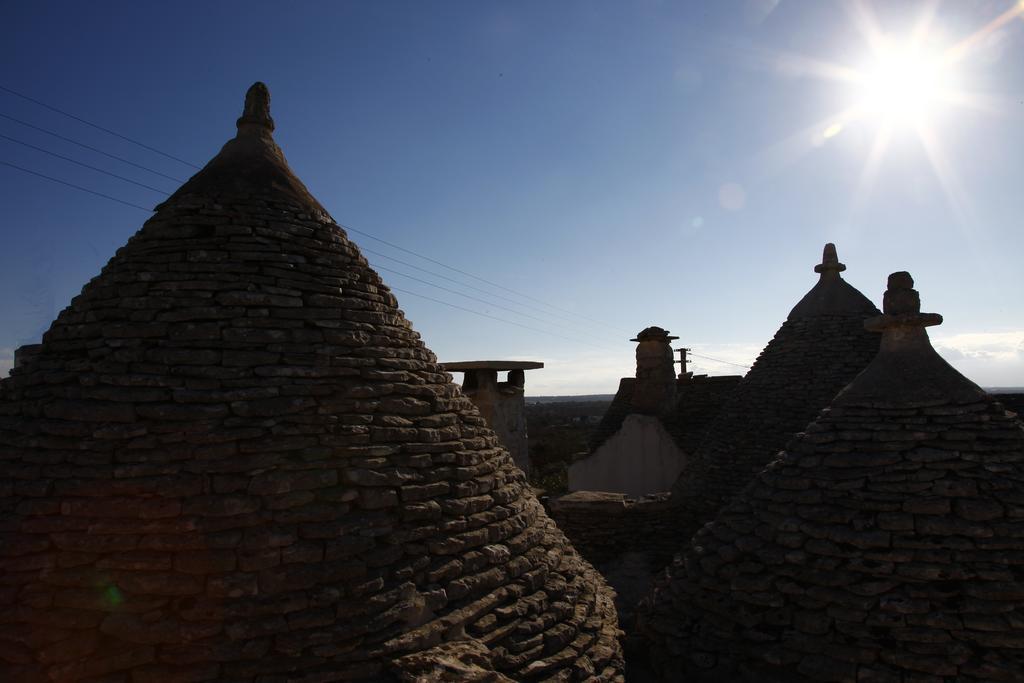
[568,414,685,497]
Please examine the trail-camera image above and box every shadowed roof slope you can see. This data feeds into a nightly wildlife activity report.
[669,244,880,547]
[586,376,741,459]
[640,273,1024,682]
[0,83,622,682]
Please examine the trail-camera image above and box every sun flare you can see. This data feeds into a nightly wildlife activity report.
[750,0,1024,217]
[855,40,953,126]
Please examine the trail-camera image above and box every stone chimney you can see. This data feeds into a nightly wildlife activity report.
[631,326,678,414]
[441,360,544,477]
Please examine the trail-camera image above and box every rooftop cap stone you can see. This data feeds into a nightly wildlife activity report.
[631,326,679,342]
[0,83,623,682]
[787,243,877,320]
[813,242,846,273]
[640,273,1024,682]
[158,81,326,214]
[440,360,544,371]
[835,270,985,406]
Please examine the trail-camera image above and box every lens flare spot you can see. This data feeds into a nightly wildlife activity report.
[104,584,124,606]
[718,183,746,211]
[823,122,843,139]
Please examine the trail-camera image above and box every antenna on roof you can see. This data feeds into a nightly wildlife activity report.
[675,347,693,380]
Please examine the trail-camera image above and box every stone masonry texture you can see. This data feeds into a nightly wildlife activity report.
[640,272,1024,682]
[588,375,740,460]
[0,83,623,682]
[670,245,881,554]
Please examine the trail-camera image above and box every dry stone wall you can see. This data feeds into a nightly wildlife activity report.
[547,492,678,570]
[0,83,623,682]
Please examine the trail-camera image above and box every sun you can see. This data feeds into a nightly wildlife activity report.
[855,39,953,127]
[749,1,1024,217]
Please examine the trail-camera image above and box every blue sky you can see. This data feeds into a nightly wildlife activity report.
[1,0,1022,394]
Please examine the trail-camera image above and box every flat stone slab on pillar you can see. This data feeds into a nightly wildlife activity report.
[441,360,545,371]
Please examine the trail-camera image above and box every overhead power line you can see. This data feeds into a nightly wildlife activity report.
[363,245,621,338]
[0,85,626,336]
[363,245,559,315]
[3,154,619,346]
[0,112,186,182]
[0,84,201,169]
[339,221,629,334]
[0,89,659,345]
[3,155,752,370]
[371,261,621,342]
[688,350,751,370]
[388,286,615,351]
[0,161,609,346]
[1,160,154,212]
[0,133,171,194]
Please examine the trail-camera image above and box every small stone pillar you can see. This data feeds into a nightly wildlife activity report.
[441,360,544,476]
[631,327,678,414]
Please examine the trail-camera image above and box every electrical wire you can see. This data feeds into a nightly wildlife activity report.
[688,350,751,369]
[361,245,576,319]
[0,85,628,336]
[0,160,614,349]
[0,133,171,194]
[365,249,625,339]
[0,84,200,169]
[1,161,154,211]
[388,286,616,351]
[0,93,752,364]
[0,112,186,182]
[339,220,629,334]
[2,158,751,370]
[371,262,618,338]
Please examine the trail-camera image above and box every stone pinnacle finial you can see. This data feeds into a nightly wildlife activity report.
[814,242,846,274]
[837,270,985,404]
[865,271,942,332]
[236,82,275,133]
[883,271,918,315]
[631,326,679,343]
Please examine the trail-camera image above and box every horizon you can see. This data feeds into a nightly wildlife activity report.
[1,1,1022,394]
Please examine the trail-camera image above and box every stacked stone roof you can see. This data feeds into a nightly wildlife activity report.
[660,376,743,456]
[587,378,637,453]
[587,371,740,458]
[640,272,1024,682]
[670,244,880,542]
[0,83,623,682]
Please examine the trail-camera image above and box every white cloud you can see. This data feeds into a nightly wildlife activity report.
[932,331,1024,388]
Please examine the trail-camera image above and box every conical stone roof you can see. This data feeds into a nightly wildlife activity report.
[640,272,1024,682]
[670,244,880,545]
[0,83,623,682]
